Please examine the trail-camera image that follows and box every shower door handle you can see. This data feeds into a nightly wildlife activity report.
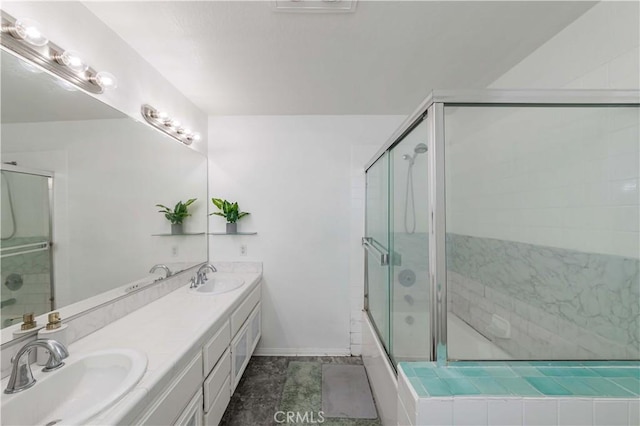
[362,237,389,266]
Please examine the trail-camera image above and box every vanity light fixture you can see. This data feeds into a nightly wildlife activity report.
[54,50,88,73]
[0,11,117,94]
[141,104,201,146]
[5,18,48,46]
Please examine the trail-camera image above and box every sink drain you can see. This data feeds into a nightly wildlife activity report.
[45,419,62,426]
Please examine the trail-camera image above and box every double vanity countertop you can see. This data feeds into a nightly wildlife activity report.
[59,268,262,425]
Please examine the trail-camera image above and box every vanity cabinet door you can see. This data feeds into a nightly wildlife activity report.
[175,390,203,426]
[230,320,250,393]
[249,302,261,354]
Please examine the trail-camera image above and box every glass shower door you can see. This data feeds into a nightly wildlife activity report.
[389,120,431,364]
[0,168,54,328]
[364,152,391,350]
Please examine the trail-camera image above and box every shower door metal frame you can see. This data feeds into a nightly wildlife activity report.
[364,89,640,366]
[0,163,55,311]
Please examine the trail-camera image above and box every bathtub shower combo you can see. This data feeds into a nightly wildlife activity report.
[362,90,639,370]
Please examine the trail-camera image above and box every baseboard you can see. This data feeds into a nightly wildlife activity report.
[253,347,352,356]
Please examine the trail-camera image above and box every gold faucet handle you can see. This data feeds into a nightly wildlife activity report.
[46,311,61,330]
[20,312,37,330]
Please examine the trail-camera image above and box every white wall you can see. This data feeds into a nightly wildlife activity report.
[2,119,208,307]
[208,115,404,355]
[1,1,208,154]
[443,0,640,258]
[490,1,639,90]
[445,105,639,259]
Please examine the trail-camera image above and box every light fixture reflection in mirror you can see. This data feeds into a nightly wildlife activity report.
[141,104,201,146]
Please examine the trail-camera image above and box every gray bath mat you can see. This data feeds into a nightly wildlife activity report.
[321,364,378,419]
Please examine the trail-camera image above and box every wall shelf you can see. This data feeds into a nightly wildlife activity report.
[152,232,206,236]
[208,232,258,236]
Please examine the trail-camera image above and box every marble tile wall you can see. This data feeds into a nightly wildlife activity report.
[447,233,639,360]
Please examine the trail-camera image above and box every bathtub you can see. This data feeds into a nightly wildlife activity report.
[448,313,512,360]
[391,312,511,361]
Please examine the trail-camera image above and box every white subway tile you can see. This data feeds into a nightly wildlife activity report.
[453,399,488,426]
[610,179,639,206]
[594,399,629,426]
[607,154,639,181]
[397,396,414,426]
[523,398,558,426]
[611,231,639,258]
[418,398,453,426]
[350,343,361,355]
[611,206,639,232]
[608,48,640,86]
[629,399,640,426]
[398,370,417,421]
[558,399,593,426]
[488,399,523,426]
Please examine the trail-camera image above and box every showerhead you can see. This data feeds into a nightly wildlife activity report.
[414,143,428,154]
[403,143,428,165]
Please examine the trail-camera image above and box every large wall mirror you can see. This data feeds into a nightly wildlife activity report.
[0,49,208,341]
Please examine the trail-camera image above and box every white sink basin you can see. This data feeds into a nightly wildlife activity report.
[191,277,245,295]
[1,348,147,426]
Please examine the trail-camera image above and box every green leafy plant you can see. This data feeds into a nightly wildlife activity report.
[156,199,197,224]
[210,198,250,223]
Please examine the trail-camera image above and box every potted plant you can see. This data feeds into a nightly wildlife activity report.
[156,198,197,234]
[210,198,250,234]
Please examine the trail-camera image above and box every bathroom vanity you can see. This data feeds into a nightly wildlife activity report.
[12,265,264,426]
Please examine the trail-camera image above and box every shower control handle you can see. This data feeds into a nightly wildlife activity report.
[362,237,389,266]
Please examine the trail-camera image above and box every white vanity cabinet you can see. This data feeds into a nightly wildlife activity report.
[133,281,262,426]
[231,302,262,392]
[136,352,204,425]
[176,391,204,426]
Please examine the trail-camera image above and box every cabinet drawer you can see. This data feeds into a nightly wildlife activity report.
[203,376,231,426]
[231,284,261,336]
[204,349,231,413]
[138,352,203,425]
[203,320,230,374]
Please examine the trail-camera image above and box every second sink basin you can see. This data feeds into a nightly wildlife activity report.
[1,348,147,426]
[191,277,245,295]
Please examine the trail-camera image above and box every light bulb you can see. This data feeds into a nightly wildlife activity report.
[192,133,201,141]
[176,127,186,134]
[11,18,48,47]
[90,71,117,90]
[183,128,192,135]
[183,138,193,146]
[55,50,88,73]
[171,120,182,129]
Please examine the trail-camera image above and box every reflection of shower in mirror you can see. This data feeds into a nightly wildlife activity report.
[1,170,17,240]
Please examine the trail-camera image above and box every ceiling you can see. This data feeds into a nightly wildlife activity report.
[83,1,595,116]
[1,50,125,123]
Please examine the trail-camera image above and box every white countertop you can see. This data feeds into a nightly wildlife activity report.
[55,271,261,425]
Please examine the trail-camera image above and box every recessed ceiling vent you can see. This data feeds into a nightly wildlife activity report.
[272,0,357,13]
